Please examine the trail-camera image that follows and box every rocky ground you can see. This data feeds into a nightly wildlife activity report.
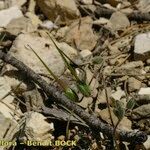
[0,0,150,150]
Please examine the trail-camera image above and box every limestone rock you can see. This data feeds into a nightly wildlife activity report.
[36,0,80,24]
[65,17,98,51]
[134,32,150,61]
[9,32,77,78]
[109,11,130,31]
[136,0,150,13]
[127,77,141,92]
[20,112,54,141]
[132,104,150,119]
[0,6,23,27]
[99,108,132,131]
[6,16,39,36]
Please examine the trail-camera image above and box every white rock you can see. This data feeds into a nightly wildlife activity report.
[81,0,93,5]
[80,50,92,60]
[39,20,58,30]
[93,18,110,25]
[109,11,130,31]
[134,32,150,60]
[128,77,141,92]
[138,88,150,95]
[37,0,80,24]
[144,135,150,149]
[9,33,77,77]
[23,112,54,141]
[0,6,23,27]
[111,88,125,101]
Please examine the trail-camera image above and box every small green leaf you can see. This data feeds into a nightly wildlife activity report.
[113,100,125,121]
[92,56,103,64]
[77,82,91,97]
[126,99,135,110]
[65,88,78,101]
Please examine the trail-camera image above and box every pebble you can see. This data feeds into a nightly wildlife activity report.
[134,32,150,61]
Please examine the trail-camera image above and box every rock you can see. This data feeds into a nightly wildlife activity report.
[97,88,111,104]
[146,59,150,65]
[36,0,80,24]
[134,32,150,61]
[4,0,27,8]
[6,16,38,36]
[0,1,5,10]
[65,16,98,51]
[132,104,150,119]
[81,0,93,5]
[144,135,150,149]
[0,6,23,27]
[0,77,14,103]
[39,20,58,30]
[121,8,133,14]
[25,12,42,27]
[0,112,18,143]
[109,11,130,31]
[4,69,35,93]
[136,0,150,13]
[9,32,77,77]
[20,112,54,141]
[90,78,99,98]
[127,77,142,92]
[138,88,150,95]
[55,26,69,39]
[118,61,144,70]
[86,68,93,83]
[79,49,92,60]
[93,18,110,25]
[111,88,125,101]
[78,97,93,108]
[80,4,96,14]
[99,108,132,131]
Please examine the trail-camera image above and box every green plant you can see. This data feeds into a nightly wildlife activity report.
[112,98,136,150]
[26,45,78,102]
[47,32,91,97]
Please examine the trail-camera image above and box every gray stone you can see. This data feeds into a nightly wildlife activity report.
[134,32,150,61]
[132,104,150,119]
[109,11,130,31]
